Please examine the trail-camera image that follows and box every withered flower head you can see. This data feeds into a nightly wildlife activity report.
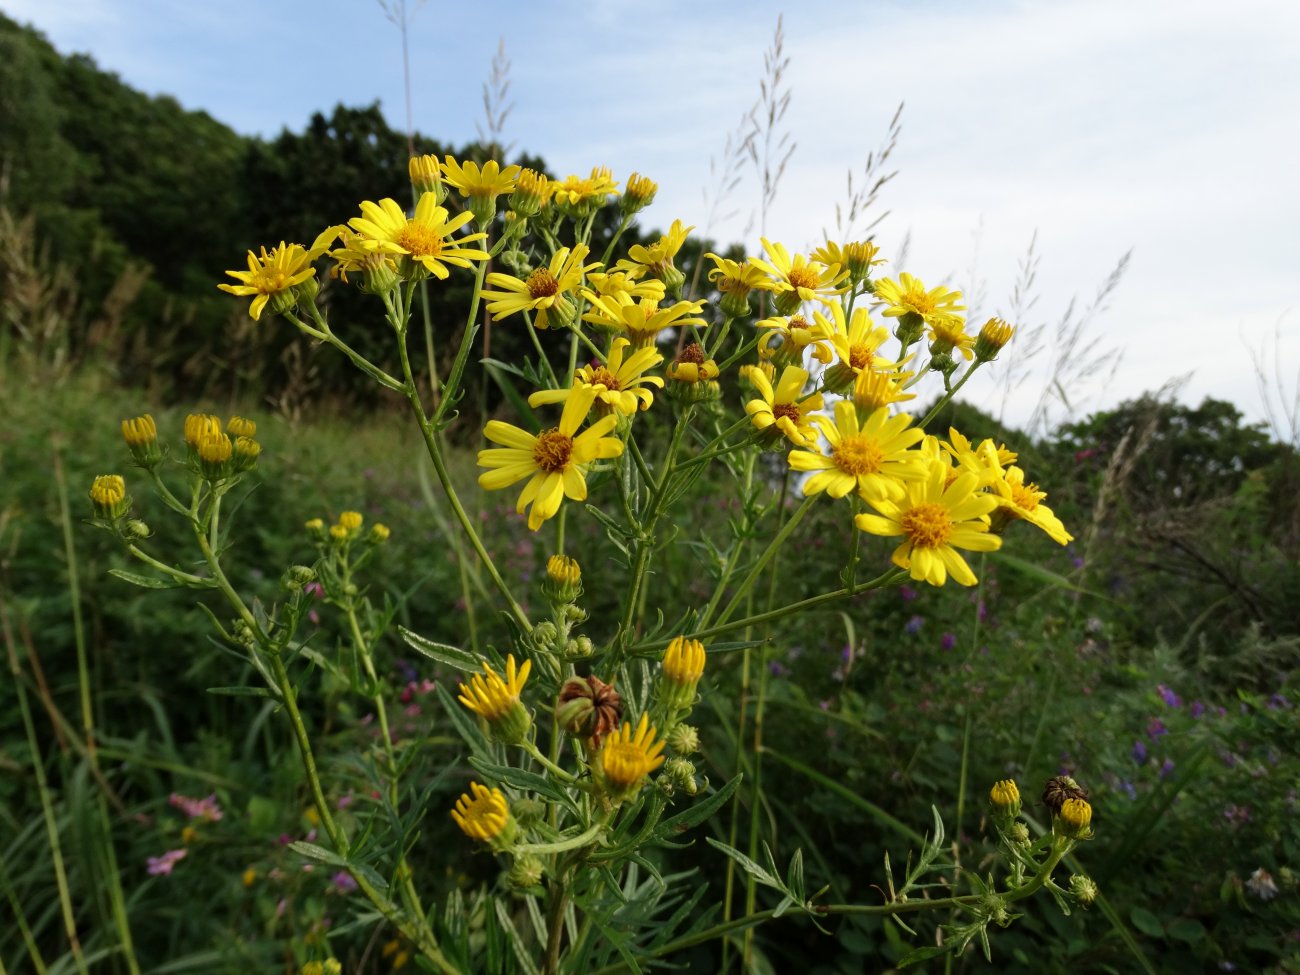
[556,675,623,747]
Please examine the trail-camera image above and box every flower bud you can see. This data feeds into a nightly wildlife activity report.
[89,474,130,520]
[408,154,445,201]
[121,414,162,467]
[512,797,546,829]
[774,289,803,317]
[666,343,720,385]
[305,518,326,540]
[509,169,549,218]
[184,413,222,452]
[565,635,595,658]
[542,554,582,604]
[368,523,391,544]
[662,757,698,795]
[974,317,1015,361]
[233,436,261,471]
[287,565,317,586]
[989,778,1021,819]
[532,620,559,653]
[196,431,233,480]
[929,350,957,376]
[667,723,700,756]
[894,311,925,346]
[338,511,364,533]
[227,416,257,438]
[658,637,706,716]
[123,519,152,540]
[1068,874,1099,907]
[507,854,545,890]
[563,604,588,626]
[1008,821,1030,847]
[1055,797,1093,839]
[621,172,658,215]
[292,275,319,308]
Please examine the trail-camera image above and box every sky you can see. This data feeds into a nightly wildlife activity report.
[5,0,1299,437]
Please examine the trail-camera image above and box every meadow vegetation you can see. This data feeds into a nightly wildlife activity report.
[1,12,1297,975]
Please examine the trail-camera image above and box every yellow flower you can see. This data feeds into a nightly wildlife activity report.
[853,368,916,412]
[457,654,532,745]
[529,338,664,416]
[477,387,625,531]
[328,228,400,293]
[482,244,600,330]
[744,365,823,448]
[219,227,340,320]
[439,157,521,200]
[89,474,128,519]
[233,436,261,470]
[552,166,618,213]
[580,293,707,348]
[368,523,391,543]
[706,252,778,318]
[812,240,884,282]
[789,402,926,501]
[818,301,897,390]
[601,714,666,791]
[615,219,693,292]
[666,342,720,384]
[991,466,1074,545]
[749,238,849,312]
[241,867,257,887]
[451,782,513,843]
[347,193,489,280]
[585,270,666,303]
[855,461,1002,587]
[755,312,834,366]
[873,273,965,333]
[457,654,531,720]
[338,511,364,532]
[941,429,1009,489]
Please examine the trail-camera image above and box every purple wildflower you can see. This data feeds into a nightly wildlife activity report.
[1156,683,1182,708]
[1146,718,1168,739]
[904,615,925,635]
[331,870,359,894]
[1159,758,1175,779]
[169,793,223,823]
[899,585,918,603]
[146,848,188,876]
[940,632,956,651]
[1190,700,1206,718]
[1131,740,1148,764]
[1268,693,1292,710]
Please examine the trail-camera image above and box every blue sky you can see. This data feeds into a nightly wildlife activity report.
[6,0,1299,435]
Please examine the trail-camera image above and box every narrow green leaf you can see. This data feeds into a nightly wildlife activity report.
[655,773,743,838]
[399,627,481,672]
[108,568,180,590]
[287,841,346,867]
[205,685,275,699]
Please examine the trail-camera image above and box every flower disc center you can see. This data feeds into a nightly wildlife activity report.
[533,428,574,472]
[902,502,953,548]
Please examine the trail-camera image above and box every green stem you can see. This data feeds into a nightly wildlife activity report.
[917,360,983,429]
[714,494,818,627]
